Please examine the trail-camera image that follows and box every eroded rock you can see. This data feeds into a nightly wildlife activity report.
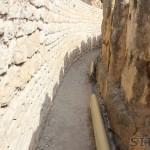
[97,0,150,150]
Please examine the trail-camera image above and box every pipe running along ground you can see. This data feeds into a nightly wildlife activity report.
[90,94,110,150]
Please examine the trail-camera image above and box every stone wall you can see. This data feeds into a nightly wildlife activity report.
[82,0,103,8]
[0,1,102,149]
[97,0,150,150]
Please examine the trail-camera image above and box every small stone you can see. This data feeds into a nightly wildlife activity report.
[3,21,15,42]
[0,0,8,15]
[13,44,27,65]
[23,21,37,35]
[8,1,21,19]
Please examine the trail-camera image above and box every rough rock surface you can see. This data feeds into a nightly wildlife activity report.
[97,1,150,150]
[82,0,103,8]
[0,1,102,150]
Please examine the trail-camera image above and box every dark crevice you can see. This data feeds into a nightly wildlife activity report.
[133,0,138,9]
[14,62,25,67]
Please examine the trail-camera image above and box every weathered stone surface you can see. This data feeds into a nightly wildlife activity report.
[0,45,8,75]
[0,66,19,107]
[109,1,129,82]
[0,19,5,36]
[34,8,45,21]
[13,44,27,65]
[82,0,102,7]
[25,30,40,58]
[20,3,34,19]
[14,20,37,37]
[29,0,45,7]
[8,0,34,20]
[98,0,150,150]
[0,1,102,150]
[8,39,17,65]
[16,54,41,90]
[0,0,8,15]
[122,0,150,106]
[3,21,15,42]
[8,1,22,19]
[23,21,37,35]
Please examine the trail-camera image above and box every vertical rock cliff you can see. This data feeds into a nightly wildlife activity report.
[97,0,150,150]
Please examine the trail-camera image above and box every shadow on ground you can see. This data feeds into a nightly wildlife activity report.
[29,35,101,150]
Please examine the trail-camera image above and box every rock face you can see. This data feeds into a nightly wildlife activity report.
[97,0,150,150]
[0,1,102,150]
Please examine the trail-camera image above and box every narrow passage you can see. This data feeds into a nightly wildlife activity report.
[37,49,100,150]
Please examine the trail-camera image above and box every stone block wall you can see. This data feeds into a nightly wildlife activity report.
[0,0,102,149]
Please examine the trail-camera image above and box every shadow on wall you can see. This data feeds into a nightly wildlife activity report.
[81,0,103,8]
[81,0,92,5]
[29,35,101,150]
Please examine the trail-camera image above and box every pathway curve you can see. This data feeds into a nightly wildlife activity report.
[36,49,100,150]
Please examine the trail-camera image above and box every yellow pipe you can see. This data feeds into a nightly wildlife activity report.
[90,94,110,150]
[89,61,94,77]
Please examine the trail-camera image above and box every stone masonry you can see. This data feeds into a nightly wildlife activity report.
[0,0,102,150]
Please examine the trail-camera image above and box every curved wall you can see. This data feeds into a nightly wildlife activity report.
[0,0,102,149]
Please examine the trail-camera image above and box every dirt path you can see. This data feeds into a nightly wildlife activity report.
[36,49,100,150]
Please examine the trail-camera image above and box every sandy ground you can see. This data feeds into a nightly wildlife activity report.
[36,49,100,150]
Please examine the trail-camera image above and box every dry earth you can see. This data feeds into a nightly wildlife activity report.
[36,49,100,150]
